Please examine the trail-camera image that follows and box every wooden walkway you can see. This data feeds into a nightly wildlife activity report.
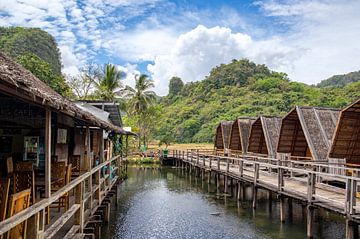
[171,149,360,239]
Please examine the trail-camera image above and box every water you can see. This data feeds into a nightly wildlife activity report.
[102,166,345,239]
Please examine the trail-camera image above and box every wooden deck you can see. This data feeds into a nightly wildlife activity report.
[171,149,360,238]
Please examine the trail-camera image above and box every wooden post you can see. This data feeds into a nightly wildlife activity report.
[345,179,356,215]
[237,181,241,200]
[217,157,220,170]
[346,220,359,239]
[208,171,211,184]
[252,186,257,209]
[224,175,228,193]
[226,158,230,172]
[75,181,84,232]
[254,163,259,186]
[280,196,286,222]
[209,156,212,169]
[239,160,243,177]
[45,109,51,199]
[307,173,316,202]
[100,130,104,163]
[278,167,284,191]
[306,205,314,238]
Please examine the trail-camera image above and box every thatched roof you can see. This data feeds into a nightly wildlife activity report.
[0,52,124,133]
[277,106,340,160]
[214,120,233,149]
[248,116,282,158]
[329,98,360,164]
[229,117,256,153]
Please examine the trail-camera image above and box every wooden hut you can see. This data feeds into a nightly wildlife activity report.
[214,121,233,152]
[0,52,126,238]
[229,117,256,154]
[329,98,360,166]
[277,106,340,161]
[248,116,282,158]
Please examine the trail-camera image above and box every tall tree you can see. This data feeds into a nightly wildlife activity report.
[67,63,101,100]
[169,76,184,96]
[95,64,123,101]
[124,74,157,147]
[125,74,156,114]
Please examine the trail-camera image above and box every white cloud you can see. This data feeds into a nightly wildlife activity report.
[147,25,300,95]
[257,0,360,85]
[117,63,140,88]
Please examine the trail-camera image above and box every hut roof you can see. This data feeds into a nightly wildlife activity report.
[214,120,233,149]
[248,116,282,158]
[329,98,360,163]
[0,52,124,134]
[277,106,340,160]
[229,117,256,153]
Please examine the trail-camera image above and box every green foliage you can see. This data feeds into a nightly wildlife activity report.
[95,64,122,100]
[16,53,72,96]
[169,76,184,96]
[0,27,62,74]
[317,70,360,88]
[155,58,360,143]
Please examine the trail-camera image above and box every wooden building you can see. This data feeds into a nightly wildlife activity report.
[277,106,340,161]
[247,116,282,158]
[0,52,126,238]
[329,98,360,166]
[228,117,255,154]
[214,121,233,152]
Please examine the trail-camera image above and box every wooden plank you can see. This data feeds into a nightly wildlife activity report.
[44,204,80,238]
[64,225,81,239]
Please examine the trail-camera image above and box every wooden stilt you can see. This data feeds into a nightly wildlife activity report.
[252,186,257,209]
[306,205,314,238]
[224,176,228,194]
[346,219,359,239]
[280,196,286,223]
[237,181,241,200]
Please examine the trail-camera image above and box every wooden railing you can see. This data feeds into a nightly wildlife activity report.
[0,155,127,238]
[171,149,360,216]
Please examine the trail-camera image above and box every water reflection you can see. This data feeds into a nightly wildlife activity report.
[103,166,345,239]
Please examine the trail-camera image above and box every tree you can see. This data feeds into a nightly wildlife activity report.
[67,63,101,99]
[169,76,184,96]
[159,133,174,149]
[124,74,157,147]
[16,53,72,96]
[125,74,156,114]
[95,64,123,101]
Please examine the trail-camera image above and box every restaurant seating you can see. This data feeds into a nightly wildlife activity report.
[0,178,10,221]
[69,155,81,178]
[12,169,35,205]
[14,161,33,172]
[6,189,31,239]
[50,162,67,212]
[6,157,13,177]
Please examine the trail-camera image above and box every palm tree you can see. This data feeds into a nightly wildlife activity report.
[124,74,156,148]
[95,64,122,100]
[125,74,156,114]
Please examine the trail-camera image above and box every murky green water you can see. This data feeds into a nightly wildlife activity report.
[102,166,345,239]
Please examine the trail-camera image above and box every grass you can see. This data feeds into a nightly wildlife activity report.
[127,156,160,165]
[147,142,213,151]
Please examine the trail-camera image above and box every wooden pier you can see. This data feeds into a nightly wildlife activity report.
[171,149,360,239]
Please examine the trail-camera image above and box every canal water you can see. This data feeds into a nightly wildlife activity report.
[102,166,345,239]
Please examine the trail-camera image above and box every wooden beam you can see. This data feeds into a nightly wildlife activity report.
[45,109,51,198]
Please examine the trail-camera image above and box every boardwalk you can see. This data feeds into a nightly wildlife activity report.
[171,149,360,239]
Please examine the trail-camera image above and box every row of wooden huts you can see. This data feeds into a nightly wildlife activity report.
[214,102,360,166]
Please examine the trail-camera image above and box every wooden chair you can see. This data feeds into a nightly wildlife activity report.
[0,178,10,221]
[50,162,67,212]
[58,164,72,212]
[69,155,81,178]
[13,170,35,205]
[14,162,33,172]
[6,189,31,239]
[6,157,13,177]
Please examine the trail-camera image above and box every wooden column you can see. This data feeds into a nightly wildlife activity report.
[75,181,84,232]
[346,220,359,239]
[45,109,52,198]
[306,205,314,238]
[280,196,286,223]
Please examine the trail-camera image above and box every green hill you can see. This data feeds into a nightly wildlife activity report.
[0,27,71,95]
[155,59,360,143]
[317,71,360,88]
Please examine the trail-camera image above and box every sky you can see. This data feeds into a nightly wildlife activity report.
[1,0,360,95]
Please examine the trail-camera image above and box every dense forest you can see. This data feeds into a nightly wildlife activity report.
[1,27,360,145]
[155,60,360,143]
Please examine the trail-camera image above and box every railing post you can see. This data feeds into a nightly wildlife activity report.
[345,178,357,215]
[217,157,220,170]
[307,172,316,202]
[196,150,200,165]
[75,181,85,232]
[203,155,205,167]
[239,159,243,177]
[226,158,230,172]
[278,166,284,191]
[254,163,259,186]
[209,156,212,168]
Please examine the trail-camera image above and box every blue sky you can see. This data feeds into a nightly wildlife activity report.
[1,0,360,95]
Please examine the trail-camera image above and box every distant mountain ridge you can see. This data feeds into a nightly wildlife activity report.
[317,70,360,88]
